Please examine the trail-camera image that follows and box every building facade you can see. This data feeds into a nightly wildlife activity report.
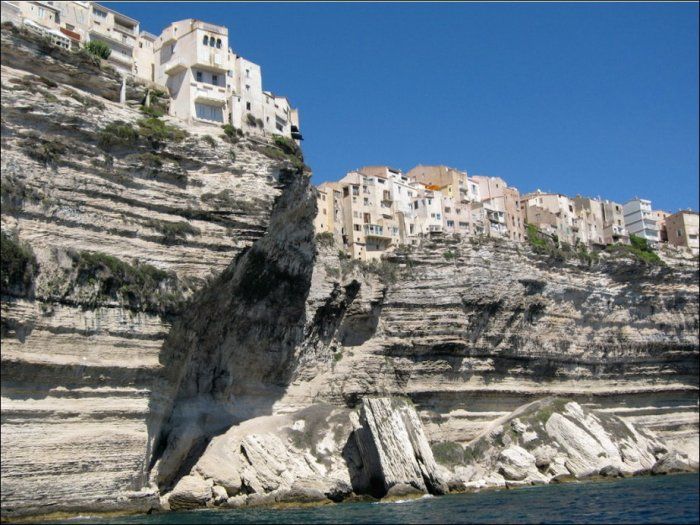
[665,211,699,255]
[473,176,525,242]
[623,198,660,246]
[2,2,302,138]
[521,191,581,245]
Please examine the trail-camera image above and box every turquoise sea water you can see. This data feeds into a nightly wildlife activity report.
[57,474,699,524]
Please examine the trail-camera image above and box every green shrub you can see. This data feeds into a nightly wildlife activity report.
[1,231,38,296]
[273,135,302,158]
[222,124,243,142]
[64,89,105,110]
[443,249,457,260]
[23,138,66,167]
[137,117,187,147]
[526,223,548,250]
[98,121,139,150]
[606,235,662,265]
[201,134,217,147]
[432,441,465,467]
[68,250,184,314]
[364,259,399,285]
[140,104,165,118]
[85,40,111,59]
[146,218,200,244]
[229,149,236,162]
[315,232,335,247]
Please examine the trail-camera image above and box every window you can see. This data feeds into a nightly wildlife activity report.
[212,74,218,85]
[246,102,251,110]
[445,207,451,213]
[354,224,361,232]
[677,230,682,237]
[196,71,203,82]
[377,179,385,184]
[363,198,369,205]
[93,8,107,19]
[447,220,454,227]
[246,85,250,92]
[216,38,222,49]
[170,43,175,54]
[203,35,209,46]
[195,103,224,122]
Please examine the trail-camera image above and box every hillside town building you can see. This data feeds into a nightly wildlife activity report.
[665,211,699,255]
[316,165,695,261]
[623,198,660,247]
[1,1,302,139]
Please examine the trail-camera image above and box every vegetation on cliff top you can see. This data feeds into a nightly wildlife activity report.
[607,234,662,265]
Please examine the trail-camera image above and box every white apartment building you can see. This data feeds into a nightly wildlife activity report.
[153,19,231,124]
[2,2,302,138]
[623,198,660,246]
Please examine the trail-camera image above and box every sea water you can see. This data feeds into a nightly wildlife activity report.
[55,473,699,524]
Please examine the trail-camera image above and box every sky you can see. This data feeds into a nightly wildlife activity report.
[106,2,699,212]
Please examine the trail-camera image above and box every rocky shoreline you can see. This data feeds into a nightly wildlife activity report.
[153,397,696,514]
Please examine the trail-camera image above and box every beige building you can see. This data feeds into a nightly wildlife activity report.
[333,170,402,260]
[134,30,157,82]
[573,196,607,246]
[665,211,699,254]
[86,3,140,75]
[314,182,344,246]
[405,165,477,238]
[2,1,72,49]
[4,1,140,73]
[521,191,581,245]
[473,176,525,242]
[651,209,670,243]
[601,200,629,245]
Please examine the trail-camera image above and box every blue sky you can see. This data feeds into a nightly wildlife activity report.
[106,2,699,212]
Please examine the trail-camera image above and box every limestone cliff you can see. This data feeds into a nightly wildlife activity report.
[1,22,698,521]
[1,24,309,519]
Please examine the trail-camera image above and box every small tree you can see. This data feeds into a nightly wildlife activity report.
[85,40,111,59]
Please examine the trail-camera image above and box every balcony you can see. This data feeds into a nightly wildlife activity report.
[163,57,187,75]
[89,27,134,49]
[194,49,228,72]
[113,23,137,36]
[363,224,391,239]
[382,191,393,203]
[487,211,505,224]
[193,84,227,106]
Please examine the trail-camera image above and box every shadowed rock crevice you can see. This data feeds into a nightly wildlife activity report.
[147,167,318,491]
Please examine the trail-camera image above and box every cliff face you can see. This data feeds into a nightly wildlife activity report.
[299,240,698,460]
[1,24,307,519]
[1,23,699,521]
